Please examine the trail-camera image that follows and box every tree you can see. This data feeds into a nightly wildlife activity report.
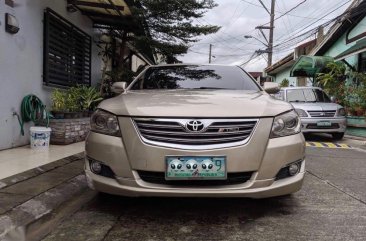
[130,0,220,63]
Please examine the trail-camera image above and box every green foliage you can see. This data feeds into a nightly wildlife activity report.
[80,86,103,111]
[51,86,102,112]
[280,78,289,87]
[316,61,347,106]
[317,61,366,116]
[51,89,66,111]
[131,0,220,62]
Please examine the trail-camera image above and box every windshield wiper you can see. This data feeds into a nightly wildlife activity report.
[194,87,228,90]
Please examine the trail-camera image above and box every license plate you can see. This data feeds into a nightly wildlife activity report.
[317,121,332,127]
[166,156,226,180]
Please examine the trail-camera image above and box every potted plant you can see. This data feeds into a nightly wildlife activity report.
[64,87,83,118]
[80,86,103,117]
[51,89,66,119]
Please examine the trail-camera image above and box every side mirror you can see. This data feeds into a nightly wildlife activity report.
[330,96,336,103]
[263,82,280,94]
[111,82,127,94]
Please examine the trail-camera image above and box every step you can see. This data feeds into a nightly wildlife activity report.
[0,153,97,241]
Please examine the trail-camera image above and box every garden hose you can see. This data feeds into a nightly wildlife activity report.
[16,95,50,136]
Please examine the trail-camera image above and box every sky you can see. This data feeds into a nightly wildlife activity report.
[178,0,353,71]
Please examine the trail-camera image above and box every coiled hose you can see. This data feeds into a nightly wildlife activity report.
[15,95,50,136]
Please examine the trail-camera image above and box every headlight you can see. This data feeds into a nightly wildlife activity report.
[337,108,346,116]
[295,108,308,117]
[91,109,121,136]
[270,110,301,138]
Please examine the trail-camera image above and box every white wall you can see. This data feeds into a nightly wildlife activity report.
[0,0,102,150]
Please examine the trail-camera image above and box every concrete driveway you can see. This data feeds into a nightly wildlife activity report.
[42,141,366,241]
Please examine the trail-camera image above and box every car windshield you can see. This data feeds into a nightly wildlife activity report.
[130,65,260,91]
[286,88,331,103]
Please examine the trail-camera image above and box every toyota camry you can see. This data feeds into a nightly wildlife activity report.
[85,64,305,198]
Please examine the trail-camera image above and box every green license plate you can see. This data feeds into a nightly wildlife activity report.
[166,156,226,180]
[317,121,332,127]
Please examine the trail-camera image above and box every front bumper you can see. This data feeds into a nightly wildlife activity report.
[301,117,347,133]
[85,123,306,198]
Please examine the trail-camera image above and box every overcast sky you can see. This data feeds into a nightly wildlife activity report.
[178,0,352,71]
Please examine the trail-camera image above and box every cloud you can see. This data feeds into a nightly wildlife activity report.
[178,0,351,71]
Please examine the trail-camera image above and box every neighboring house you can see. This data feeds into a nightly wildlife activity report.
[264,39,318,87]
[0,0,154,150]
[248,72,268,86]
[267,0,365,85]
[310,0,366,72]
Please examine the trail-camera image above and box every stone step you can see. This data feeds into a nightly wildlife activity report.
[0,154,97,241]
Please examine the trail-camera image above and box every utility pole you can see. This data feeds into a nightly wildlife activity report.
[209,44,212,64]
[268,0,275,66]
[255,0,275,67]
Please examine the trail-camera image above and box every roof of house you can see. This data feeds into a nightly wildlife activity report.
[248,72,262,78]
[310,0,366,56]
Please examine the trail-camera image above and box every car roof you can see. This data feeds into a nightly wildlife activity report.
[281,86,323,91]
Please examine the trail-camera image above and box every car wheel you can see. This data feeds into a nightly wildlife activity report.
[332,132,344,140]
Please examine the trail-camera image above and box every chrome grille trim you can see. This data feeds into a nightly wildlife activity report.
[132,118,259,150]
[308,110,336,117]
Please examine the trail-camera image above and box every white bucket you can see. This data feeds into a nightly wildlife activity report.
[30,127,52,150]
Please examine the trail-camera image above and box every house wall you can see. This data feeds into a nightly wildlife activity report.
[0,0,102,150]
[274,67,298,87]
[322,16,366,67]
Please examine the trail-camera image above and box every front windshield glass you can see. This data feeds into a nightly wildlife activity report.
[286,88,331,103]
[130,65,260,91]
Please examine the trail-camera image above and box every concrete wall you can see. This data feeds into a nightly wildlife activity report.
[0,0,102,150]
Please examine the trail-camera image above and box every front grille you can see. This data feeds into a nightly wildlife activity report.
[306,123,340,129]
[137,171,254,186]
[308,110,336,117]
[133,118,257,148]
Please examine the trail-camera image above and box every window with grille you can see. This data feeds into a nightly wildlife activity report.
[43,8,91,87]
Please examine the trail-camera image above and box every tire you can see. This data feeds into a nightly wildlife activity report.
[332,132,345,140]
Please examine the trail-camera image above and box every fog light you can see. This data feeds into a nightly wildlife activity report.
[90,161,102,174]
[288,163,300,176]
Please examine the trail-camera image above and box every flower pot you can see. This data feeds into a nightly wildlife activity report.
[82,111,89,117]
[88,110,94,117]
[51,111,64,119]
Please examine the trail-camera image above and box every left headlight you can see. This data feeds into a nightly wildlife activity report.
[337,108,346,116]
[91,109,121,136]
[270,110,301,138]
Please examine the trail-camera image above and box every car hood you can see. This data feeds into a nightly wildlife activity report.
[290,102,342,111]
[98,90,293,117]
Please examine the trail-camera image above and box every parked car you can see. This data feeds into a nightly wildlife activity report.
[274,87,346,140]
[85,64,305,198]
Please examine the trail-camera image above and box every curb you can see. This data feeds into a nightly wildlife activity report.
[0,175,96,241]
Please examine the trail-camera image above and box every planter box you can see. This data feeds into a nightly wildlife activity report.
[46,118,90,145]
[346,116,366,128]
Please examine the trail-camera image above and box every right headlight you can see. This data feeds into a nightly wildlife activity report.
[91,109,121,136]
[270,110,301,138]
[295,108,308,117]
[337,108,346,116]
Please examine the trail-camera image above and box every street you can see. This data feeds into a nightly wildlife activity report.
[42,137,366,241]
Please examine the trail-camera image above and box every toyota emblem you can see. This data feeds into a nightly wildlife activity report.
[185,120,205,132]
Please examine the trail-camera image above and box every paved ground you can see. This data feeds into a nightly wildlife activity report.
[42,137,366,241]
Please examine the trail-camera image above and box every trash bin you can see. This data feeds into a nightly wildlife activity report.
[30,127,52,150]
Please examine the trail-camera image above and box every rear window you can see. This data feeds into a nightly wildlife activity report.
[286,88,331,103]
[130,65,260,91]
